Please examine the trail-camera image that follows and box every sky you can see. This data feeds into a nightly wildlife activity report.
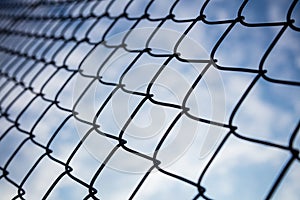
[0,0,299,200]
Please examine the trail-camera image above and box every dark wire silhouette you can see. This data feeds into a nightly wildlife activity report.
[0,0,299,199]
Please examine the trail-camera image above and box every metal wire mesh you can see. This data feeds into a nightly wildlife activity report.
[0,0,299,199]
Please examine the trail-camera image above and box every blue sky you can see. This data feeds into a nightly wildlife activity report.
[0,0,299,199]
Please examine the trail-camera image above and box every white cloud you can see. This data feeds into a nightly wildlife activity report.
[201,136,290,200]
[273,161,300,200]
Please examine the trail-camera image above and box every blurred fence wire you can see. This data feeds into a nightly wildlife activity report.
[0,0,299,199]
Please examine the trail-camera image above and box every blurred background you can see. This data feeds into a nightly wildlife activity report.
[0,0,299,199]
